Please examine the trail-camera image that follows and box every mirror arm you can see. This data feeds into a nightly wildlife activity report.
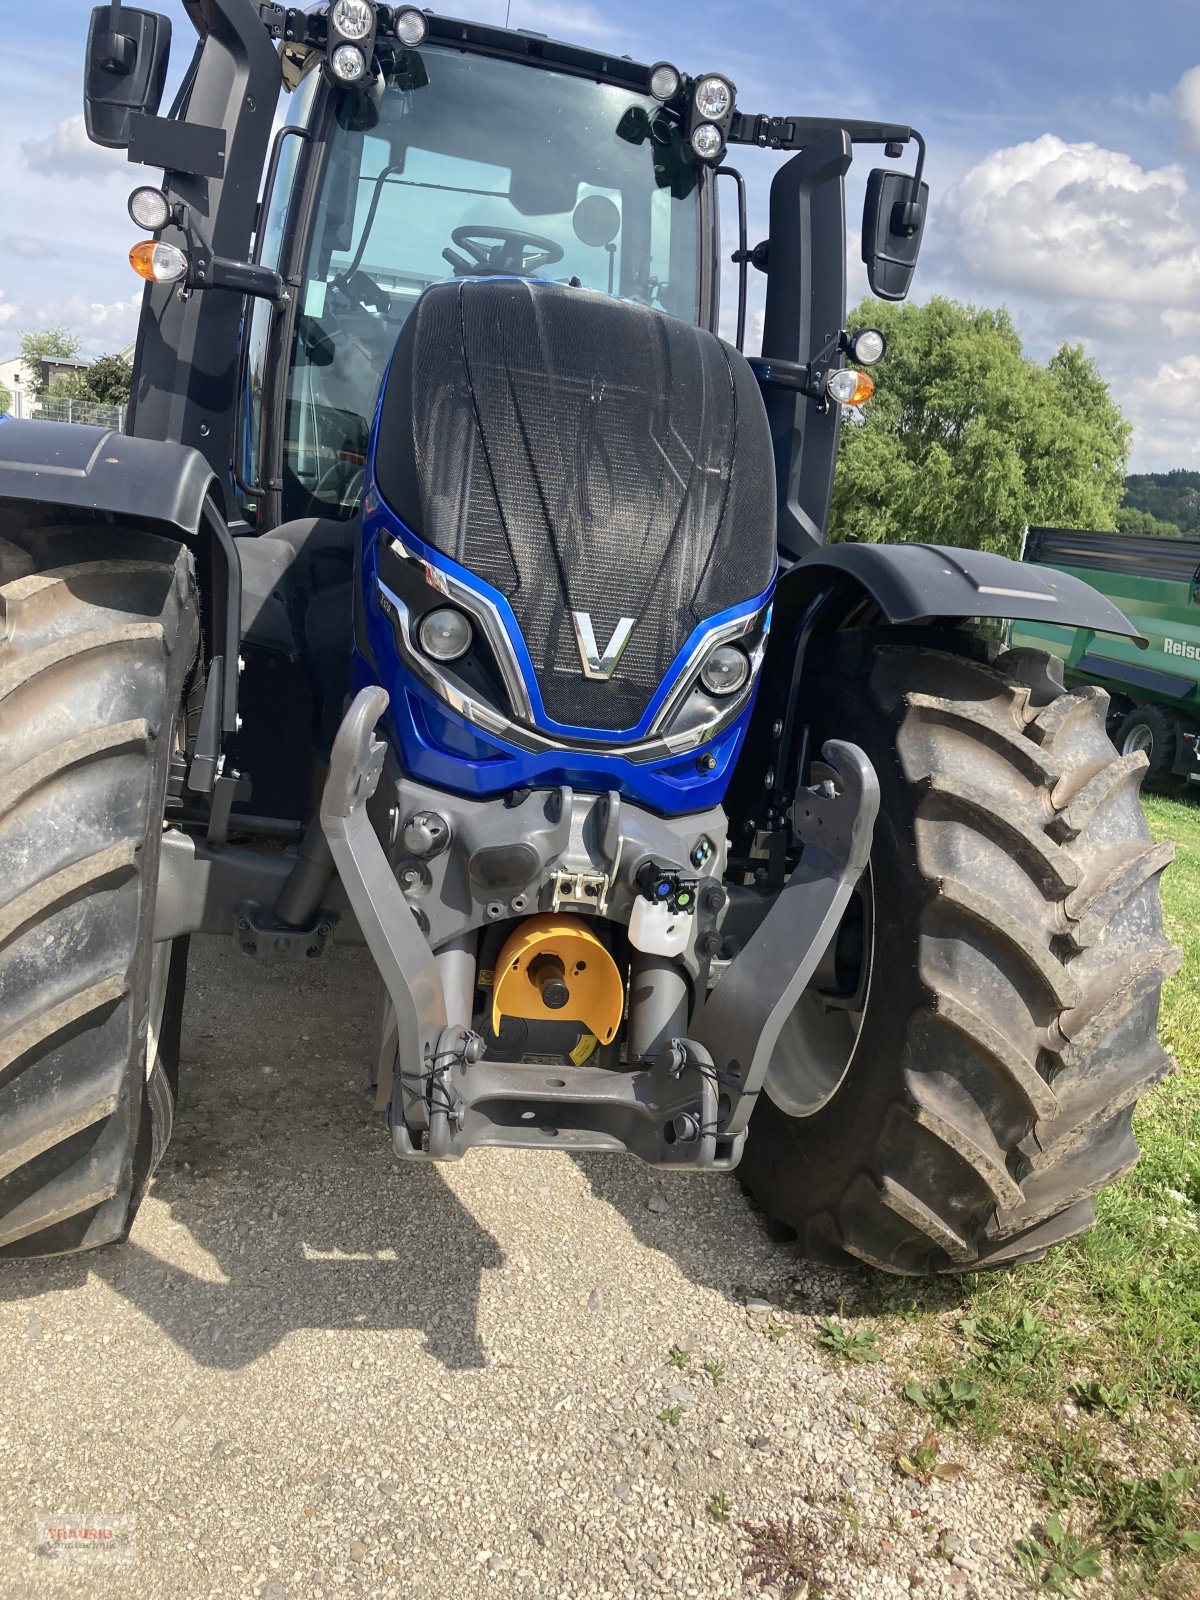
[175,205,289,306]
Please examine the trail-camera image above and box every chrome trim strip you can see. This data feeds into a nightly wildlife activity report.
[378,537,772,762]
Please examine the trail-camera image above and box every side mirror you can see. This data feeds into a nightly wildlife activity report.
[861,169,928,302]
[84,4,172,150]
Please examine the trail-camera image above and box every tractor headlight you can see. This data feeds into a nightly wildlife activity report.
[648,62,681,101]
[330,0,373,40]
[693,75,733,121]
[393,5,428,45]
[127,185,171,232]
[329,42,368,81]
[128,239,188,284]
[690,123,724,162]
[418,607,473,663]
[700,643,750,696]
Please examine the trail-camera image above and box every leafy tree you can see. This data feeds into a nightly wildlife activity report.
[1116,506,1183,538]
[18,327,82,399]
[1123,472,1200,535]
[830,297,1130,558]
[86,353,133,406]
[0,381,11,415]
[44,372,94,403]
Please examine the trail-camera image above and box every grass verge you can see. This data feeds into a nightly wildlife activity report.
[874,792,1200,1596]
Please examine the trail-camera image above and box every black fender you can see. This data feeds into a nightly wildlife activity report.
[787,540,1141,641]
[0,420,241,742]
[726,539,1141,831]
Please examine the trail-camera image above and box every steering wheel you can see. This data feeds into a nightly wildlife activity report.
[444,226,565,277]
[314,458,365,510]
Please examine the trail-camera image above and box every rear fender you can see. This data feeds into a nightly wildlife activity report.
[0,420,241,745]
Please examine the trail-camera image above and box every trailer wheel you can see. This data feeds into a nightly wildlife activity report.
[0,521,198,1257]
[1114,704,1183,792]
[739,631,1180,1275]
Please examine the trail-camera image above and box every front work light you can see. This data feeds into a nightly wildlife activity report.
[700,643,750,696]
[848,328,887,366]
[826,368,876,407]
[331,0,373,39]
[329,42,368,81]
[648,62,681,101]
[691,123,724,161]
[393,5,428,45]
[418,607,473,663]
[693,75,733,121]
[129,240,188,283]
[127,185,171,231]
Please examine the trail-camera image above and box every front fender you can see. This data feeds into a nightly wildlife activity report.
[787,540,1143,642]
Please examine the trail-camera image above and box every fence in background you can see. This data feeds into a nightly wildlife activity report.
[3,389,126,431]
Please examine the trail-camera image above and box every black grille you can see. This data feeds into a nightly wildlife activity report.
[374,278,776,731]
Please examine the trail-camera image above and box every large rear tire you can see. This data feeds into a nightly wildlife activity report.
[0,520,198,1257]
[739,631,1181,1275]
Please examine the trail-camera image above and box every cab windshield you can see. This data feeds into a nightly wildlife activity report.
[274,47,705,521]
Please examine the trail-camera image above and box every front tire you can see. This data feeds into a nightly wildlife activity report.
[739,631,1181,1275]
[0,520,198,1257]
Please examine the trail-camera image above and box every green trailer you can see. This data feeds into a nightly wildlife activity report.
[1013,527,1200,790]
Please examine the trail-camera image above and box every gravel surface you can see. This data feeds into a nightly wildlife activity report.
[0,937,1047,1600]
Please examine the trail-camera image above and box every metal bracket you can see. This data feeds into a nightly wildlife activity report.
[690,739,879,1139]
[234,901,333,961]
[551,868,611,915]
[320,688,449,1145]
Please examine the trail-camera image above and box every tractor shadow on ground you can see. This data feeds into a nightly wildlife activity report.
[0,937,503,1372]
[571,1154,968,1327]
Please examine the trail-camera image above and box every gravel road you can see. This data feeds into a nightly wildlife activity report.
[0,936,1046,1600]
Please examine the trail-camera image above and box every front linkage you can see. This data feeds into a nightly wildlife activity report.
[322,690,879,1168]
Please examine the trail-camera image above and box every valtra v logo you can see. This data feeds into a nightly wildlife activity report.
[571,612,636,680]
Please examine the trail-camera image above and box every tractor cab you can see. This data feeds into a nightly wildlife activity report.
[248,40,709,523]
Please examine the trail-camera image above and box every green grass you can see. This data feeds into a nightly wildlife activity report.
[957,795,1200,1414]
[882,793,1200,1596]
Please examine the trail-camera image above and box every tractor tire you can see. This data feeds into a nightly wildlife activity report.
[1113,703,1183,793]
[0,520,199,1257]
[739,630,1181,1275]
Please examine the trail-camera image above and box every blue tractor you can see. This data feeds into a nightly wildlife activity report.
[0,1,1177,1268]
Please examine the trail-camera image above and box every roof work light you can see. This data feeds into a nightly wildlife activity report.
[326,0,377,84]
[686,73,736,163]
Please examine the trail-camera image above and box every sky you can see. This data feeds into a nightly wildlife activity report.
[2,0,1200,470]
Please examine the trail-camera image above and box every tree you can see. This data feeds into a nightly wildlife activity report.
[45,372,94,403]
[829,297,1131,558]
[86,353,133,407]
[0,381,11,415]
[18,327,82,399]
[1115,506,1182,538]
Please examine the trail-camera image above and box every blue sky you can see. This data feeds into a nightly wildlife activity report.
[2,0,1199,468]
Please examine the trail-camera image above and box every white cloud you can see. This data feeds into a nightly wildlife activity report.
[1161,307,1200,339]
[21,114,125,181]
[1172,66,1200,152]
[0,289,141,356]
[1124,355,1200,470]
[1,236,58,260]
[944,135,1200,308]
